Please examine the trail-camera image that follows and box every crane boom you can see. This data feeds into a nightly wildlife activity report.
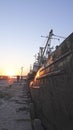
[42,29,53,57]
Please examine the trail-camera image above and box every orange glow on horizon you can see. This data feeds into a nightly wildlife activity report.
[6,70,15,77]
[1,69,19,76]
[0,68,28,76]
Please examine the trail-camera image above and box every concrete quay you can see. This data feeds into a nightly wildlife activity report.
[0,81,33,130]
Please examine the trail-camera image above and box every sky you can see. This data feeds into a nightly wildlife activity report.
[0,0,73,76]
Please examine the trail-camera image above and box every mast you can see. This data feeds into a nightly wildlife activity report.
[34,29,65,66]
[42,29,53,57]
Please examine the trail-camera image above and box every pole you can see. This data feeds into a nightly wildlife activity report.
[21,67,24,80]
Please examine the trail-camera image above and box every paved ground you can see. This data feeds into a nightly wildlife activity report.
[0,81,33,130]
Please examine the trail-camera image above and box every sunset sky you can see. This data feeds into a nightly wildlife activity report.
[0,0,73,76]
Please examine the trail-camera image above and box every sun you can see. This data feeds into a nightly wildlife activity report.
[6,70,15,77]
[3,68,19,77]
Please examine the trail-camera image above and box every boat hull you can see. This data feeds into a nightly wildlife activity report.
[30,70,73,129]
[29,33,73,129]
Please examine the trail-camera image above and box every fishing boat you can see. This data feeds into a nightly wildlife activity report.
[28,30,73,130]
